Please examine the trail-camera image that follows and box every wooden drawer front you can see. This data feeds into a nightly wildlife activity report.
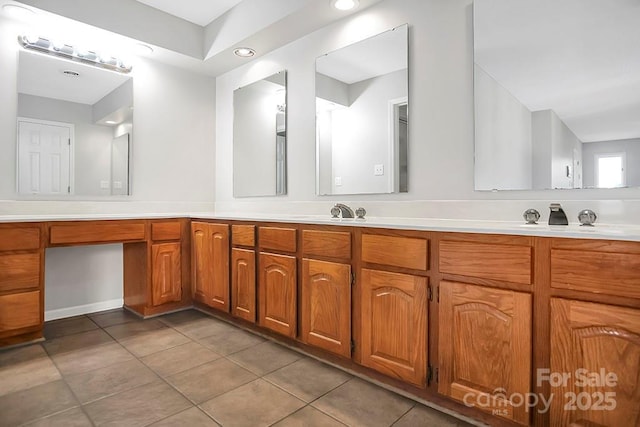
[50,222,146,245]
[259,227,297,253]
[0,227,40,251]
[232,225,255,247]
[151,222,181,241]
[439,240,532,285]
[361,234,427,270]
[0,291,40,332]
[302,230,351,260]
[551,249,640,299]
[0,253,40,293]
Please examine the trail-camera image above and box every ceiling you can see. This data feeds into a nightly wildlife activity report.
[474,0,640,143]
[134,0,243,26]
[6,0,385,77]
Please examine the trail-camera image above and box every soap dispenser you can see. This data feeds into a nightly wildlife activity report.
[548,203,569,225]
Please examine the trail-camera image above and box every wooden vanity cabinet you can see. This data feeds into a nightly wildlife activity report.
[300,229,352,358]
[437,234,534,426]
[0,224,43,345]
[191,222,230,312]
[258,226,297,338]
[358,231,430,387]
[231,225,256,323]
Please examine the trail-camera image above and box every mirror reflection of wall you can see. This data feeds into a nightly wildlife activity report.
[315,24,409,196]
[16,50,133,197]
[474,0,640,191]
[233,71,287,197]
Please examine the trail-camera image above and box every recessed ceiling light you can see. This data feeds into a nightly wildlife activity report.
[105,120,117,125]
[2,4,35,21]
[332,0,359,11]
[233,47,255,58]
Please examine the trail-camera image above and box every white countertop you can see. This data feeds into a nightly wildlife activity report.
[1,212,640,241]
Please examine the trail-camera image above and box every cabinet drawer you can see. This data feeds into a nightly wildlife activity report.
[0,253,40,293]
[362,234,428,270]
[259,227,297,253]
[232,225,255,247]
[50,222,146,245]
[151,221,181,241]
[302,230,351,260]
[0,291,40,332]
[551,248,640,299]
[439,240,532,285]
[0,227,40,251]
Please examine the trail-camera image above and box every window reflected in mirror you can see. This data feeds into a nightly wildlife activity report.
[233,70,287,197]
[315,24,409,196]
[16,50,133,196]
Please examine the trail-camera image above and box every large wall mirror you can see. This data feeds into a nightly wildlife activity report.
[233,70,287,197]
[315,24,408,196]
[17,50,133,196]
[474,0,640,191]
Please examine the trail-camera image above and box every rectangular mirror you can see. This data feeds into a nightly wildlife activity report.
[474,0,640,191]
[315,24,409,195]
[233,70,287,197]
[17,50,133,196]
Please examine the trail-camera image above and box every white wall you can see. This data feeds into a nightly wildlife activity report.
[474,65,532,190]
[0,15,216,318]
[215,0,640,222]
[583,138,640,188]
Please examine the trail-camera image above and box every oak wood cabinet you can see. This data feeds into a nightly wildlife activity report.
[259,252,297,337]
[151,242,182,306]
[438,281,532,426]
[191,222,230,312]
[0,224,43,345]
[231,225,256,323]
[301,258,351,358]
[550,298,640,427]
[360,268,428,387]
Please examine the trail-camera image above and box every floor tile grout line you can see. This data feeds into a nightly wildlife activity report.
[389,403,418,427]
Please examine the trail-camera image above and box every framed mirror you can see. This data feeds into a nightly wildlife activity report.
[233,70,287,197]
[474,0,640,191]
[17,50,133,196]
[315,24,409,195]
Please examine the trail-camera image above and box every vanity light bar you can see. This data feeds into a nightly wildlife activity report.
[18,35,132,74]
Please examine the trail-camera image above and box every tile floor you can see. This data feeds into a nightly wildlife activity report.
[0,309,473,427]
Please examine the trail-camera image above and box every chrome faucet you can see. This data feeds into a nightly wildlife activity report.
[549,203,569,225]
[331,203,355,219]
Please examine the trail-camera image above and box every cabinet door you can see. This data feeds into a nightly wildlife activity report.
[438,281,531,426]
[151,242,182,306]
[259,253,296,338]
[301,259,351,357]
[232,248,256,323]
[360,269,427,387]
[551,298,640,427]
[191,222,230,312]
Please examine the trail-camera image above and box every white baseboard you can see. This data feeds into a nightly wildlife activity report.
[45,299,124,321]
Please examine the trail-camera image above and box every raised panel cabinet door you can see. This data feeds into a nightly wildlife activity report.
[191,222,230,312]
[550,298,640,427]
[232,248,256,323]
[438,281,531,426]
[360,269,427,387]
[259,252,297,338]
[301,259,351,358]
[151,242,182,306]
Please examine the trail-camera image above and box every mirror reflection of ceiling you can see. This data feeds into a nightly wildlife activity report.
[18,51,130,106]
[316,28,407,84]
[474,0,640,143]
[7,0,385,76]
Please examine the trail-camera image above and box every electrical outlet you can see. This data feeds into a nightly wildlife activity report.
[113,181,123,189]
[374,164,384,176]
[335,176,342,186]
[100,180,110,189]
